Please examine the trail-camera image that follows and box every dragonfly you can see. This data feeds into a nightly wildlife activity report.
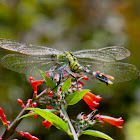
[0,38,139,85]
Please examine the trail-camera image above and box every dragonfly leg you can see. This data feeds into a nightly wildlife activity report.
[57,70,63,86]
[63,68,79,89]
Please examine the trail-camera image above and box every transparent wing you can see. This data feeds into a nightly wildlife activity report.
[78,59,139,82]
[0,38,63,55]
[73,46,130,62]
[1,54,55,79]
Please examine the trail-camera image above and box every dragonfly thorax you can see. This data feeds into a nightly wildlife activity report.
[64,51,81,72]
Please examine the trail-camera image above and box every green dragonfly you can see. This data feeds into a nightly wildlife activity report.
[0,38,139,85]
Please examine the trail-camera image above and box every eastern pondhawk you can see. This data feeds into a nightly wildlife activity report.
[0,38,139,85]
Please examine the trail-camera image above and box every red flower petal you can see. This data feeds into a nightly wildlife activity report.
[17,131,39,140]
[77,81,84,86]
[29,77,44,96]
[85,92,102,102]
[80,75,89,81]
[96,115,124,129]
[42,120,52,129]
[83,94,100,110]
[48,89,53,97]
[46,105,53,109]
[32,102,37,107]
[18,131,24,137]
[0,108,10,125]
[17,99,25,108]
[31,136,39,140]
[24,132,32,139]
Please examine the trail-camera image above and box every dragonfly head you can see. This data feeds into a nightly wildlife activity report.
[51,54,57,61]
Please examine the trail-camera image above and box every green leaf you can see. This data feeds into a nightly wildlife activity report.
[61,78,71,92]
[81,130,114,140]
[18,109,58,120]
[26,108,68,133]
[66,89,90,105]
[40,70,57,91]
[18,112,37,120]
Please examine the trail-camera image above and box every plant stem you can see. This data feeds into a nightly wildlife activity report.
[0,103,29,140]
[61,104,78,140]
[0,87,48,139]
[36,88,47,99]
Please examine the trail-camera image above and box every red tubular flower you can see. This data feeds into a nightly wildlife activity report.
[29,111,37,118]
[42,120,52,129]
[18,131,24,137]
[17,99,25,108]
[85,92,102,102]
[24,132,33,139]
[0,138,3,140]
[46,105,59,115]
[29,77,44,96]
[32,102,37,107]
[77,80,85,86]
[48,88,53,97]
[81,75,89,81]
[96,114,124,129]
[17,131,39,140]
[31,136,39,140]
[46,105,53,109]
[0,108,10,126]
[27,99,32,106]
[83,92,101,110]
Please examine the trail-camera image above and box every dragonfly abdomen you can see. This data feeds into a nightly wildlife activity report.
[79,67,114,85]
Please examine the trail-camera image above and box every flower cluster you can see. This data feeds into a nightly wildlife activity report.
[73,111,124,135]
[29,73,124,130]
[73,112,96,133]
[17,99,37,118]
[39,88,60,110]
[17,99,36,109]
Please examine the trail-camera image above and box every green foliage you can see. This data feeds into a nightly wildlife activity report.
[81,130,114,140]
[18,112,37,120]
[18,109,58,120]
[61,78,71,92]
[66,89,90,105]
[26,108,69,133]
[40,70,57,91]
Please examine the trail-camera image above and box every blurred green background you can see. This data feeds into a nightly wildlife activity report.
[0,0,140,140]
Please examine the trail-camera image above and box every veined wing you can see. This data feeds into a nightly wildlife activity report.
[1,54,55,79]
[73,46,130,62]
[78,59,139,82]
[0,38,63,55]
